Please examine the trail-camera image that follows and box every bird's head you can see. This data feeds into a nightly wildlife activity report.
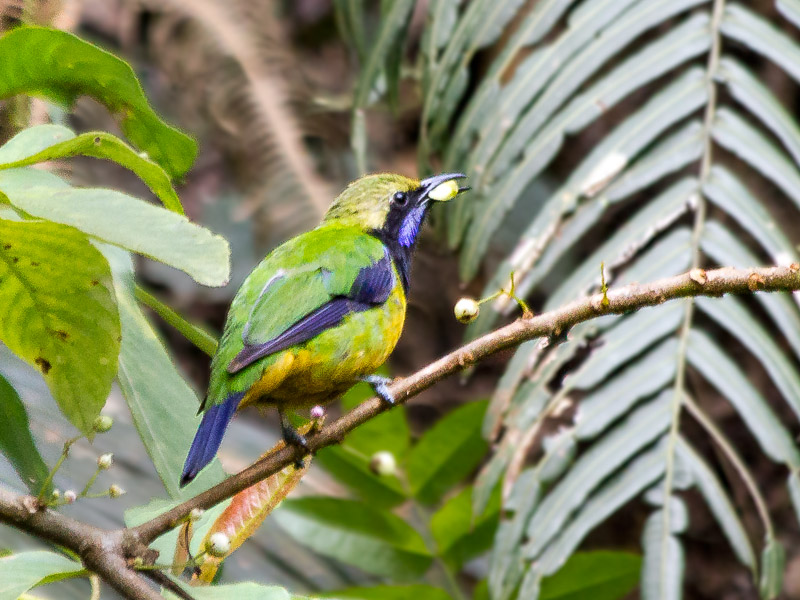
[323,172,468,247]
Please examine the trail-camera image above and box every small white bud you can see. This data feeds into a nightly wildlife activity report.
[207,532,231,557]
[310,405,325,419]
[189,508,205,522]
[109,484,125,498]
[92,415,113,433]
[64,490,77,503]
[97,453,113,470]
[369,451,397,477]
[454,298,480,323]
[51,489,61,499]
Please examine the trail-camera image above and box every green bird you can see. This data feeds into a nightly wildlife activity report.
[181,172,468,486]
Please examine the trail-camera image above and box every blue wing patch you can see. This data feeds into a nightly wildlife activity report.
[227,252,395,374]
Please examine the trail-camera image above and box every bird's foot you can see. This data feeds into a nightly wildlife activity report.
[362,374,395,406]
[279,411,309,469]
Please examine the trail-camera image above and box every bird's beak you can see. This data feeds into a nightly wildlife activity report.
[419,172,469,202]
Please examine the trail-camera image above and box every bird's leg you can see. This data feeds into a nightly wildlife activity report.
[279,409,308,469]
[362,374,395,405]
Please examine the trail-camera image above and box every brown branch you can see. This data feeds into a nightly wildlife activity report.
[2,264,799,599]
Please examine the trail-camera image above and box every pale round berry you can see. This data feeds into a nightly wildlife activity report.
[454,298,480,323]
[207,532,231,557]
[369,451,397,477]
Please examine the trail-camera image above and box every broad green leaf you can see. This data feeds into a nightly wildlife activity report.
[273,497,432,580]
[0,218,119,434]
[0,27,196,178]
[2,181,229,287]
[339,379,411,458]
[164,581,291,600]
[640,504,686,600]
[319,585,450,600]
[687,330,800,468]
[523,395,671,560]
[535,442,666,577]
[675,437,756,573]
[0,125,183,213]
[406,400,489,504]
[0,373,49,494]
[0,551,83,600]
[314,445,407,508]
[702,165,797,265]
[104,246,224,499]
[758,538,786,600]
[759,539,785,600]
[431,485,501,568]
[697,295,800,421]
[316,378,409,507]
[536,551,641,600]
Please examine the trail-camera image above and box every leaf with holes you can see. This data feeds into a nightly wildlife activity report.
[0,218,119,434]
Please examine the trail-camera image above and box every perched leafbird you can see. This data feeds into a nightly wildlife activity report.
[180,172,468,486]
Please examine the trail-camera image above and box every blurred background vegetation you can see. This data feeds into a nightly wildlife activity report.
[4,0,800,598]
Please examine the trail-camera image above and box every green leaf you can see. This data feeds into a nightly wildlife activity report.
[0,373,49,494]
[316,378,410,507]
[318,584,451,600]
[759,539,785,600]
[0,218,119,434]
[536,551,641,600]
[163,581,291,600]
[0,551,83,600]
[352,0,415,110]
[406,400,489,504]
[273,497,432,580]
[0,125,183,213]
[0,27,196,178]
[431,485,500,568]
[103,246,224,499]
[315,445,408,508]
[1,176,230,287]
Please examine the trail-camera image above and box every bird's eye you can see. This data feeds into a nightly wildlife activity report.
[392,191,408,206]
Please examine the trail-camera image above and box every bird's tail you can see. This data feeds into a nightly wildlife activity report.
[180,392,244,487]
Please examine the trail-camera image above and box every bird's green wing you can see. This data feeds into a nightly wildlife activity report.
[217,225,392,377]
